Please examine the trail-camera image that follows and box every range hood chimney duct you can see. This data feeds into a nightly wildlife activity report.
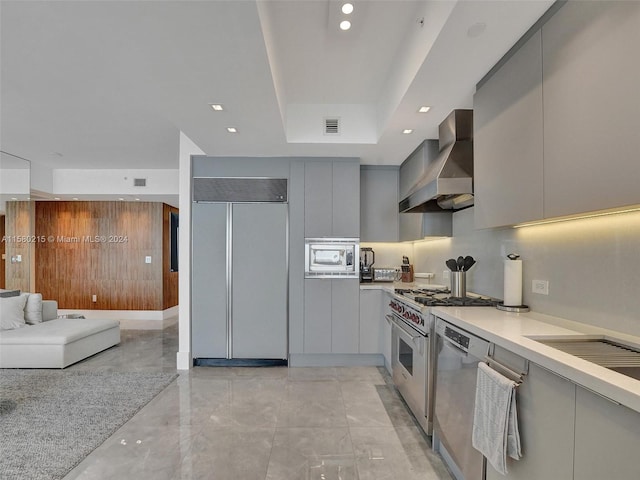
[399,109,474,213]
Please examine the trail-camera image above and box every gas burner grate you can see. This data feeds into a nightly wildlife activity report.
[413,296,500,307]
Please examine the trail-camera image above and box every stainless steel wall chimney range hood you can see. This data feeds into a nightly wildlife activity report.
[399,109,474,213]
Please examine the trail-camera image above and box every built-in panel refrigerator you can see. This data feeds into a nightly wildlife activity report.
[191,177,288,364]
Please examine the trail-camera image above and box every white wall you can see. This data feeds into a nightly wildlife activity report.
[0,168,30,195]
[53,169,178,195]
[413,207,640,337]
[176,131,205,370]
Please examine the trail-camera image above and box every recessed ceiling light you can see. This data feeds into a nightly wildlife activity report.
[403,129,414,134]
[72,197,79,200]
[118,198,124,201]
[227,127,238,133]
[340,20,351,31]
[135,198,140,201]
[418,106,431,113]
[209,104,224,111]
[11,197,17,200]
[341,3,354,14]
[54,197,61,200]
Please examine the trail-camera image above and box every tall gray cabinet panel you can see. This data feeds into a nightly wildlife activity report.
[474,29,544,229]
[304,162,333,237]
[304,159,360,238]
[542,1,640,218]
[303,279,332,353]
[192,202,228,358]
[288,161,305,354]
[332,161,360,237]
[231,203,287,358]
[360,167,399,242]
[331,279,359,353]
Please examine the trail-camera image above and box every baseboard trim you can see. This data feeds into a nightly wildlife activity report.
[288,353,385,367]
[57,306,178,330]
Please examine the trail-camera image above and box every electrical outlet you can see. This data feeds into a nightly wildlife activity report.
[145,256,152,264]
[443,270,450,281]
[532,280,549,295]
[92,294,97,302]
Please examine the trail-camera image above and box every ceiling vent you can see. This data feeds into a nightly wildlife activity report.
[133,178,147,187]
[324,117,340,135]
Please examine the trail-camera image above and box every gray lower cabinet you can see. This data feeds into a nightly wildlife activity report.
[359,289,382,354]
[542,1,640,218]
[573,386,640,480]
[486,361,575,480]
[303,278,359,354]
[358,289,392,372]
[474,29,544,229]
[331,279,360,353]
[360,167,398,242]
[303,279,332,354]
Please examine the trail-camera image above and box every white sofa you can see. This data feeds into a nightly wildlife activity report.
[0,293,120,368]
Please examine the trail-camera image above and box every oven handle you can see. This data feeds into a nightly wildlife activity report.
[388,314,424,348]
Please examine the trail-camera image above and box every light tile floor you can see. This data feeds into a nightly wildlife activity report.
[63,324,453,480]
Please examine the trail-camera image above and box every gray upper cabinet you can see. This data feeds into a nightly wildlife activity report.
[332,161,360,238]
[542,1,640,218]
[474,29,544,229]
[305,159,359,238]
[304,161,333,237]
[360,167,399,242]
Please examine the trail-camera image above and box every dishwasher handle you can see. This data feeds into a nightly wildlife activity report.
[440,335,469,357]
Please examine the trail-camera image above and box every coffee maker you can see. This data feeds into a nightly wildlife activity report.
[360,247,375,283]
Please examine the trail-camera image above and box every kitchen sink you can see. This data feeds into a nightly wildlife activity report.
[535,338,640,381]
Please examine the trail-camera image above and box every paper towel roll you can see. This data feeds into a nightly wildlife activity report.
[503,259,522,307]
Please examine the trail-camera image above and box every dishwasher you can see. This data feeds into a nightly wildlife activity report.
[433,317,490,480]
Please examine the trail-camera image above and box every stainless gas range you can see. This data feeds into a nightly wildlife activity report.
[388,286,499,435]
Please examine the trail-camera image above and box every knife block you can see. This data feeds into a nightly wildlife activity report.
[401,265,414,283]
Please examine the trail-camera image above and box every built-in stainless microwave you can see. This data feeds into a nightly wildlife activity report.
[304,238,359,278]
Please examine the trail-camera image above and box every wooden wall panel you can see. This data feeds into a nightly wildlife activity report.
[4,201,33,292]
[162,204,179,310]
[1,215,5,289]
[35,201,164,310]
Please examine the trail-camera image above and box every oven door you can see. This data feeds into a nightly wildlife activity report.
[390,314,430,434]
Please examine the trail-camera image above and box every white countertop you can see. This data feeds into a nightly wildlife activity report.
[431,306,640,414]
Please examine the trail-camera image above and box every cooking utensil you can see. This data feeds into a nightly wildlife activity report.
[507,253,520,260]
[456,256,464,271]
[402,256,410,265]
[463,255,476,271]
[446,258,458,272]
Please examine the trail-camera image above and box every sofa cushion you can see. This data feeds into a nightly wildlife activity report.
[0,318,120,345]
[22,293,44,325]
[0,295,28,330]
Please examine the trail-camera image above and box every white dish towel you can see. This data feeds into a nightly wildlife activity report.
[472,362,522,475]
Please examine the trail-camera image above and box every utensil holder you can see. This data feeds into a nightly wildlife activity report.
[450,271,466,298]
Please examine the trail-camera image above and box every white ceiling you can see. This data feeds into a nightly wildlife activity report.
[0,0,554,172]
